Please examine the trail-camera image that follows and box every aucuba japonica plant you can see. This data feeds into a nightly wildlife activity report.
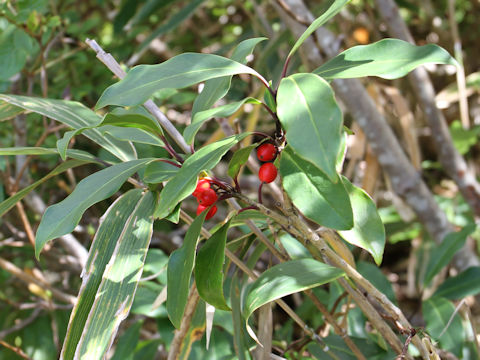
[0,0,468,359]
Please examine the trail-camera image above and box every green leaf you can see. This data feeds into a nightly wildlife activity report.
[357,261,396,304]
[57,129,86,160]
[184,97,260,144]
[195,219,232,311]
[35,158,154,258]
[0,101,24,121]
[434,267,480,300]
[111,320,143,360]
[313,39,458,80]
[100,125,164,147]
[227,143,258,179]
[0,159,90,218]
[423,223,476,287]
[60,189,145,360]
[144,160,180,183]
[154,134,249,219]
[338,177,386,265]
[96,54,266,109]
[191,37,267,117]
[277,73,342,182]
[0,146,58,155]
[423,297,465,356]
[279,146,353,230]
[0,94,136,161]
[287,0,350,59]
[243,258,344,342]
[101,106,164,135]
[73,191,155,360]
[167,210,207,328]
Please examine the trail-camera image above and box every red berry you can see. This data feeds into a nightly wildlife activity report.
[258,162,277,183]
[197,204,217,219]
[197,187,218,206]
[193,178,211,197]
[256,143,277,162]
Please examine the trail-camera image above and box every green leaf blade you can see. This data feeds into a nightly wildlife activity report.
[35,158,154,258]
[313,39,458,80]
[434,266,480,300]
[279,146,353,230]
[277,73,342,182]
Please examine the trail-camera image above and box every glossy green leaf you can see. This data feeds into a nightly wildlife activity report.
[243,258,344,342]
[0,101,24,121]
[184,97,260,144]
[195,219,232,311]
[57,128,88,160]
[154,133,249,218]
[100,125,164,147]
[287,0,350,59]
[277,73,342,182]
[96,54,266,109]
[101,106,164,135]
[227,143,257,179]
[191,37,267,117]
[313,39,458,80]
[338,177,386,265]
[60,189,145,360]
[73,191,155,360]
[35,158,154,258]
[0,159,90,218]
[167,210,207,328]
[0,94,136,161]
[434,266,480,300]
[144,160,180,183]
[279,146,353,230]
[423,223,476,287]
[423,296,465,356]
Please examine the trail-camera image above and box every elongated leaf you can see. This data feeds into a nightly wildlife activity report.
[357,261,396,304]
[0,147,58,155]
[195,219,232,311]
[338,177,385,265]
[279,146,353,230]
[0,159,90,218]
[60,189,145,360]
[423,297,465,356]
[35,158,154,258]
[167,210,208,328]
[277,73,342,182]
[423,223,476,287]
[96,54,266,109]
[0,94,136,161]
[154,134,249,218]
[243,259,345,342]
[227,143,258,179]
[288,0,350,59]
[184,97,260,144]
[0,101,24,121]
[100,125,164,147]
[144,160,180,183]
[434,267,480,300]
[73,191,155,360]
[191,37,267,117]
[101,106,164,135]
[313,39,458,80]
[110,320,143,360]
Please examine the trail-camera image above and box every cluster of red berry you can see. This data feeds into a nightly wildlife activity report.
[192,178,218,219]
[256,143,278,183]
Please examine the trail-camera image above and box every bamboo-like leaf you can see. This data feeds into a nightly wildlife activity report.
[287,0,350,59]
[143,160,180,183]
[100,125,164,147]
[184,97,260,144]
[279,146,353,230]
[195,220,232,311]
[423,223,476,287]
[167,210,207,328]
[277,73,342,182]
[338,177,386,265]
[0,94,136,161]
[434,267,480,300]
[154,134,249,219]
[100,106,164,135]
[243,259,344,343]
[227,143,258,179]
[0,159,91,218]
[313,39,458,80]
[0,147,98,162]
[35,158,155,258]
[60,189,145,360]
[0,101,24,121]
[72,191,156,360]
[95,54,267,109]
